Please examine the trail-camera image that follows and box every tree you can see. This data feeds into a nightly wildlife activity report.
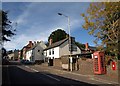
[2,47,7,58]
[45,42,49,47]
[0,10,15,42]
[7,50,13,54]
[81,2,120,59]
[75,42,85,49]
[48,29,68,44]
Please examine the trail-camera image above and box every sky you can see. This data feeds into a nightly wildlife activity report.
[2,2,97,51]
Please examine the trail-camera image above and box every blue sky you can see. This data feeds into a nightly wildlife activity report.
[2,2,97,50]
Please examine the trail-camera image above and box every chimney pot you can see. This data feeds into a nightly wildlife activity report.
[29,41,32,44]
[85,43,89,50]
[34,41,36,45]
[29,41,33,48]
[49,38,53,46]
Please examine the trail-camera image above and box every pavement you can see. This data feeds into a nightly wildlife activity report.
[35,62,119,85]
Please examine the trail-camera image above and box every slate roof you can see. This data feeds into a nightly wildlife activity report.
[26,41,44,51]
[89,46,97,51]
[44,38,69,51]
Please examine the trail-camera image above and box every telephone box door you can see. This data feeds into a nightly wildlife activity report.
[93,51,106,74]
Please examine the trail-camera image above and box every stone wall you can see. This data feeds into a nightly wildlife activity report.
[78,58,94,75]
[77,58,118,77]
[106,61,118,79]
[53,57,118,79]
[53,58,62,68]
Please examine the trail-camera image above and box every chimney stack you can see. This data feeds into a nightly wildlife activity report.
[34,41,36,45]
[49,38,53,46]
[85,43,89,50]
[29,41,33,48]
[37,41,39,44]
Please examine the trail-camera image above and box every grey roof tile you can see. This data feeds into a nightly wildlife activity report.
[44,38,68,50]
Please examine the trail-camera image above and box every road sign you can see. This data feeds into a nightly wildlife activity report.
[69,37,77,52]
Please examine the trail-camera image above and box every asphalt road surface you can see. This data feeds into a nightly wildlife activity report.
[2,61,98,86]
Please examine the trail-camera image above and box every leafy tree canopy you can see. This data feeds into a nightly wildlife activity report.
[81,2,120,58]
[48,29,68,44]
[2,47,7,58]
[1,10,15,42]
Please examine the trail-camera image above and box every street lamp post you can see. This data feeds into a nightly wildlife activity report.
[58,13,71,54]
[58,13,72,71]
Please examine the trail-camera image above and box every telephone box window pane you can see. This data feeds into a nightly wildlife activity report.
[94,58,99,71]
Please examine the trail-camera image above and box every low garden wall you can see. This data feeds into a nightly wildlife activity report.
[53,58,62,68]
[78,58,94,75]
[53,57,118,79]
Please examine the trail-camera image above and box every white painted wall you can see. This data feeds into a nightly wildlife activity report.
[45,47,60,59]
[45,49,52,59]
[26,50,32,61]
[54,47,59,58]
[8,53,14,60]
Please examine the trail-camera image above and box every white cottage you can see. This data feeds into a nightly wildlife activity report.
[26,41,47,63]
[7,53,14,60]
[26,49,32,61]
[44,37,82,59]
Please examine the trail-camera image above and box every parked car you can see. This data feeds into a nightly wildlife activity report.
[20,59,34,65]
[24,60,30,64]
[20,59,26,64]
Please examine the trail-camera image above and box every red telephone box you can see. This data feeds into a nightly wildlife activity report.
[93,51,106,74]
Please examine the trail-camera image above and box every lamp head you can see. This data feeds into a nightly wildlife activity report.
[58,13,62,16]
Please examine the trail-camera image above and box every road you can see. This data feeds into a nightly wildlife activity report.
[2,61,110,86]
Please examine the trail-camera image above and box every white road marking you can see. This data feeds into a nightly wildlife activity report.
[24,66,39,72]
[41,73,60,82]
[31,68,39,72]
[24,66,60,81]
[25,66,29,68]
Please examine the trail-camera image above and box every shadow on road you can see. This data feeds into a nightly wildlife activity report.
[2,65,99,86]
